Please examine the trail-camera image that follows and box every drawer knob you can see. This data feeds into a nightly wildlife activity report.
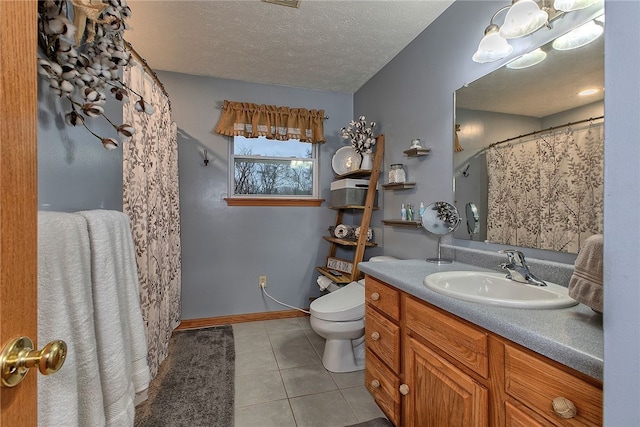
[370,379,381,389]
[552,397,577,419]
[371,332,380,341]
[371,292,380,301]
[399,384,410,396]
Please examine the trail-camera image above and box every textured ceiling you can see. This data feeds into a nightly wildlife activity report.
[456,34,604,118]
[125,0,455,93]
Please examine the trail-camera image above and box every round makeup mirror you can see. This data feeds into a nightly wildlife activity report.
[466,202,480,236]
[421,201,461,264]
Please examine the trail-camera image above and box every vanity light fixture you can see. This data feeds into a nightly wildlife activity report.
[472,0,602,63]
[500,0,549,39]
[552,19,603,50]
[554,0,601,12]
[472,6,513,63]
[472,0,548,64]
[506,47,547,69]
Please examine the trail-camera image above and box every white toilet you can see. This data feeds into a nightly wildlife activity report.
[310,256,397,373]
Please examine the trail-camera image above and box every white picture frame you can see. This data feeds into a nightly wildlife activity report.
[326,257,353,274]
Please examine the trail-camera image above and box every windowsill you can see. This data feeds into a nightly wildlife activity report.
[224,198,324,207]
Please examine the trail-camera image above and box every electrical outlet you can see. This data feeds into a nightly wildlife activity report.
[259,276,267,288]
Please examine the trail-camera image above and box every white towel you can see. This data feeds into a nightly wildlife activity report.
[317,275,335,291]
[568,234,604,313]
[37,211,106,427]
[77,210,150,427]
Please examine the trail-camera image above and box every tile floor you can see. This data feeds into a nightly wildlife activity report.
[233,317,386,427]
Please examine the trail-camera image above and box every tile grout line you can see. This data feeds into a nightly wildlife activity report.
[234,319,383,426]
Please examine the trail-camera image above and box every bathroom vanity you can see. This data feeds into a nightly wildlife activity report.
[359,259,603,427]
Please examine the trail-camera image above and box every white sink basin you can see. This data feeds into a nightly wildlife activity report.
[424,271,578,309]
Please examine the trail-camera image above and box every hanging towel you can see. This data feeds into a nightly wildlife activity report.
[37,211,106,427]
[568,234,604,313]
[77,210,150,427]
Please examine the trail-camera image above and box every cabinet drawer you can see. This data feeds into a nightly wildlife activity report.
[404,296,489,378]
[365,276,400,321]
[366,349,400,426]
[365,306,401,373]
[504,344,602,426]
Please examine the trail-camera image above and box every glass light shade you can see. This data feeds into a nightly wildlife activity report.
[552,20,603,50]
[506,48,547,69]
[472,31,513,63]
[554,0,601,12]
[500,0,548,39]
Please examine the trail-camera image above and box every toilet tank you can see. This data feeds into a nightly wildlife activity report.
[368,256,398,262]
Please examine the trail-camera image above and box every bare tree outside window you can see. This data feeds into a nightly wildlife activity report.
[232,137,316,197]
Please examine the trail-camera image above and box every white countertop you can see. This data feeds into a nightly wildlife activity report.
[358,259,604,381]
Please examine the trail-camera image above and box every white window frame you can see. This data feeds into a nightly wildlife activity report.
[228,136,320,199]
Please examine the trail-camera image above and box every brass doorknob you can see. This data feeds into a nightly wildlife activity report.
[0,336,67,387]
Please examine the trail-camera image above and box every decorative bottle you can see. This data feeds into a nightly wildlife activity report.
[400,204,407,221]
[407,204,414,221]
[419,202,425,220]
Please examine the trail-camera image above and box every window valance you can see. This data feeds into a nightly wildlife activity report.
[214,100,326,143]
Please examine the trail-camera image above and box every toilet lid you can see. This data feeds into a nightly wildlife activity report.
[310,280,365,321]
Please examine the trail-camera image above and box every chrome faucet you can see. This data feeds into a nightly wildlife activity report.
[499,250,547,287]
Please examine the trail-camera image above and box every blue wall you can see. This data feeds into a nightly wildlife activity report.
[602,1,640,424]
[37,77,123,212]
[355,0,639,423]
[155,71,359,319]
[354,0,606,261]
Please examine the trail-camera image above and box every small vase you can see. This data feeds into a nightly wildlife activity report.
[360,152,373,170]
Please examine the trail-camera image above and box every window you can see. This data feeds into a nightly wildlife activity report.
[229,136,319,200]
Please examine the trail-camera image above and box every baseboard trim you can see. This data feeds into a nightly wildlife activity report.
[176,309,309,330]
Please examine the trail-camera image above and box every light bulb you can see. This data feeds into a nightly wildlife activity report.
[500,0,548,39]
[473,28,513,63]
[554,0,601,12]
[552,20,603,51]
[506,48,547,69]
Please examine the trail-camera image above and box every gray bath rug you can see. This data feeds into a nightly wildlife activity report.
[134,325,235,427]
[346,417,393,427]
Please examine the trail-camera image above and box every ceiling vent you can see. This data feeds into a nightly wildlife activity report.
[262,0,301,8]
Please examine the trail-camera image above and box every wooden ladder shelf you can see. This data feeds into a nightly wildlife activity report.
[316,135,384,284]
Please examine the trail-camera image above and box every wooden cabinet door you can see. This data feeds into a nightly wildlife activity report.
[403,336,488,427]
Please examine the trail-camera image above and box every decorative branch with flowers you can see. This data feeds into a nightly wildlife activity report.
[37,0,152,150]
[341,116,377,154]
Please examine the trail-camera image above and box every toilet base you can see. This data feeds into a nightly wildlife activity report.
[321,335,365,373]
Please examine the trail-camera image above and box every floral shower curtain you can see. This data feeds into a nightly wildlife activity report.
[123,63,181,379]
[486,122,604,253]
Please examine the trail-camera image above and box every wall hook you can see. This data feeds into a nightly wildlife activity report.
[203,149,209,166]
[462,164,470,177]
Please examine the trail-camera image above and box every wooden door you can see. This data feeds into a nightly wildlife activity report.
[403,336,488,427]
[0,1,39,425]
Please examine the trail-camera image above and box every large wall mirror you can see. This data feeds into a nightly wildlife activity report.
[454,14,604,254]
